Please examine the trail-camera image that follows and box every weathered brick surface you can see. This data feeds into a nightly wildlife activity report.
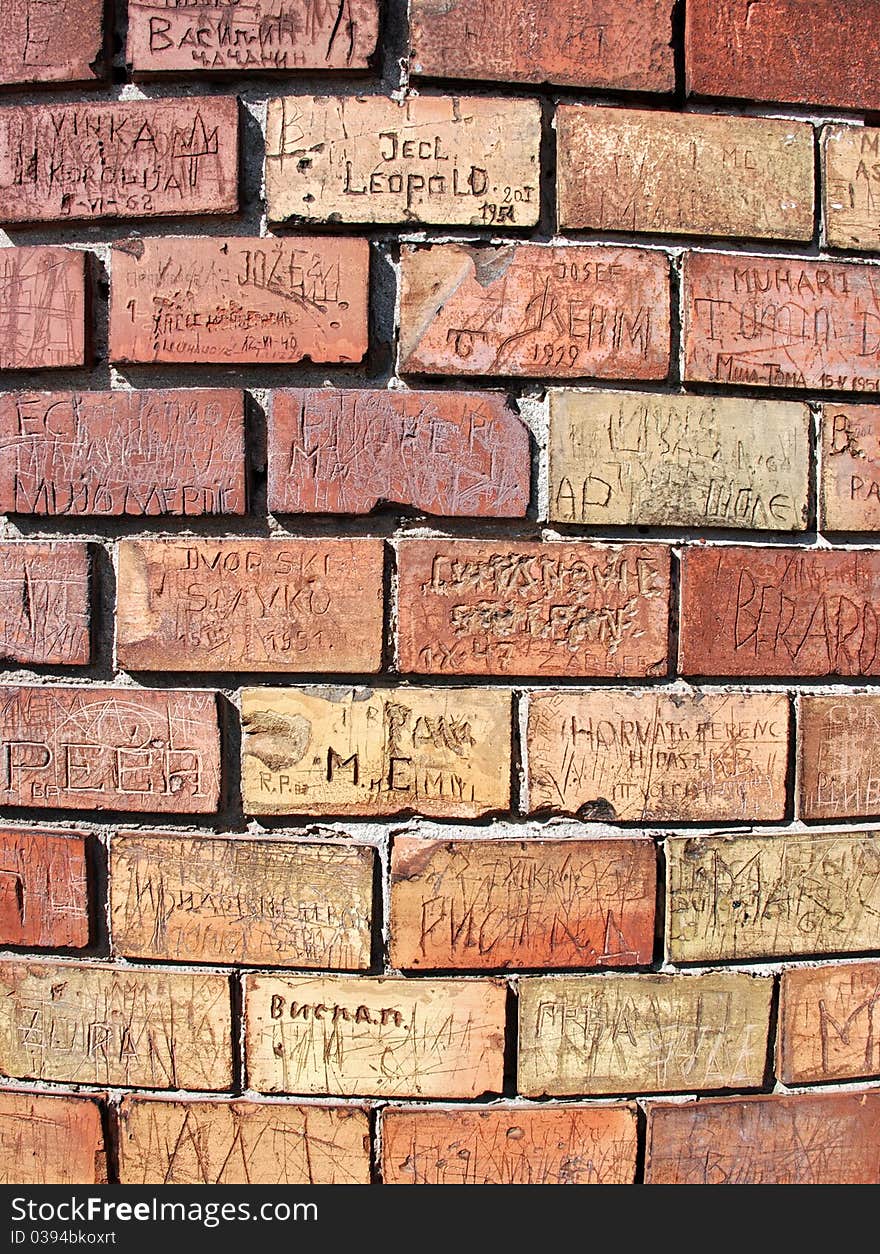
[381,1104,638,1185]
[241,685,511,817]
[400,243,671,379]
[799,694,880,820]
[127,0,379,74]
[266,96,540,227]
[268,388,530,517]
[646,1091,880,1185]
[557,108,813,241]
[110,831,373,968]
[397,540,670,677]
[0,542,90,666]
[116,539,384,672]
[0,0,105,88]
[0,827,89,949]
[389,833,655,969]
[682,251,880,393]
[778,962,880,1085]
[244,973,506,1097]
[0,1091,105,1185]
[119,1097,370,1185]
[527,690,789,822]
[549,389,809,529]
[666,831,880,962]
[823,126,880,253]
[0,99,239,225]
[0,248,88,371]
[679,546,880,677]
[820,404,880,532]
[110,236,368,365]
[518,972,772,1096]
[409,0,675,92]
[0,389,246,517]
[0,960,232,1088]
[0,685,221,812]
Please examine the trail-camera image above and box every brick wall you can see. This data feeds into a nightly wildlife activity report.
[0,0,878,1187]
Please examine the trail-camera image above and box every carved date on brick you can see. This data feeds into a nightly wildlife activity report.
[0,542,90,665]
[0,248,87,371]
[0,826,89,949]
[0,1091,105,1185]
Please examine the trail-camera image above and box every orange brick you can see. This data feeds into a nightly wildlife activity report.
[400,243,670,379]
[397,540,670,677]
[0,99,238,224]
[778,962,880,1085]
[116,539,384,672]
[410,0,674,92]
[381,1104,638,1184]
[682,251,880,393]
[0,1091,105,1185]
[0,827,89,949]
[0,685,221,813]
[110,236,368,365]
[820,404,880,532]
[646,1091,880,1184]
[557,107,813,241]
[0,542,89,665]
[389,833,655,969]
[0,0,106,87]
[118,1097,370,1185]
[527,689,789,822]
[799,695,880,820]
[679,545,880,677]
[0,248,88,371]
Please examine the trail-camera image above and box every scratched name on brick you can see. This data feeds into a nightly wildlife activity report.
[779,962,880,1084]
[800,695,880,820]
[820,403,880,531]
[823,125,880,251]
[0,542,90,666]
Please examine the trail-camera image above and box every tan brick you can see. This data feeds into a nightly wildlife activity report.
[109,236,368,365]
[820,403,880,531]
[397,540,670,677]
[800,694,880,820]
[390,833,655,970]
[0,685,221,813]
[127,0,379,74]
[682,251,880,392]
[666,830,880,962]
[823,125,880,251]
[0,0,106,87]
[519,972,771,1096]
[381,1104,637,1185]
[778,962,880,1085]
[557,107,813,240]
[548,390,810,529]
[0,99,238,224]
[527,689,788,822]
[0,248,88,371]
[116,539,384,672]
[400,243,670,379]
[244,974,506,1097]
[0,542,90,665]
[0,1091,105,1185]
[118,1097,370,1185]
[0,827,89,949]
[266,96,540,227]
[241,685,511,818]
[0,961,232,1088]
[110,831,373,969]
[646,1091,880,1184]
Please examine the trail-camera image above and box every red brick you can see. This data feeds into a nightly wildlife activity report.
[116,539,384,672]
[110,236,368,365]
[0,248,87,371]
[0,389,246,517]
[778,962,880,1085]
[410,0,674,92]
[0,1091,105,1185]
[389,834,655,969]
[0,0,106,88]
[0,98,239,225]
[268,388,529,516]
[397,540,670,677]
[682,251,880,393]
[799,694,880,820]
[820,404,880,532]
[381,1104,638,1185]
[646,1091,880,1184]
[686,0,880,113]
[679,545,880,676]
[399,243,670,379]
[0,542,89,665]
[127,0,379,74]
[0,826,89,949]
[0,685,221,813]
